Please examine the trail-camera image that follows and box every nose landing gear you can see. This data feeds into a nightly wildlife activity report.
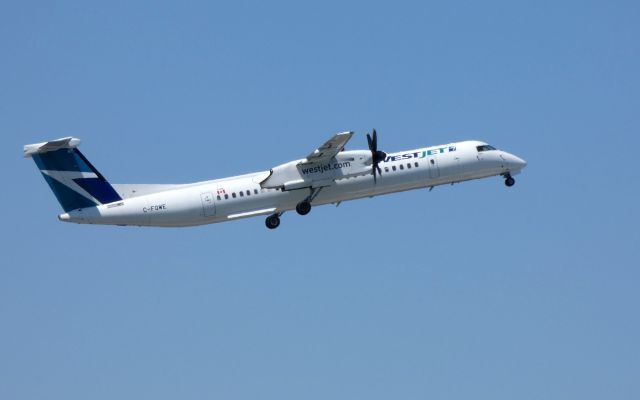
[504,174,515,187]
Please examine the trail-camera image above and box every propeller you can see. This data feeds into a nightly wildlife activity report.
[366,129,387,183]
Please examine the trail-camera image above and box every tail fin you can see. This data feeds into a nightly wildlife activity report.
[24,137,122,212]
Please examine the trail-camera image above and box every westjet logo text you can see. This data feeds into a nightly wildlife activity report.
[300,161,351,175]
[384,146,456,162]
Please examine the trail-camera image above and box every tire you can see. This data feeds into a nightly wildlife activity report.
[505,176,515,187]
[296,201,312,216]
[265,215,280,229]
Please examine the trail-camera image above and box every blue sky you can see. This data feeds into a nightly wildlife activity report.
[1,1,639,399]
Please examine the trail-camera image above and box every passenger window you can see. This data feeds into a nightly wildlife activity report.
[392,165,397,171]
[407,163,411,169]
[239,191,244,197]
[217,195,221,201]
[414,162,419,168]
[246,190,250,196]
[430,159,435,165]
[232,193,236,198]
[385,167,389,173]
[224,194,229,200]
[254,189,258,195]
[399,164,404,170]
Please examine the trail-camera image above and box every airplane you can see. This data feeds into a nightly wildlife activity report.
[24,130,527,229]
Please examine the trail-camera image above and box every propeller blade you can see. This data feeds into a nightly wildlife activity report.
[372,129,377,151]
[366,130,384,184]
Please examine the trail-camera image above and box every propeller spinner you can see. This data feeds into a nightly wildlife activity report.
[366,129,387,183]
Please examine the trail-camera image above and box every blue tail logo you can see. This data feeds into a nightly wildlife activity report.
[24,137,122,212]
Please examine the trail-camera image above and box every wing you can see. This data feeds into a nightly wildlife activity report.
[305,131,353,163]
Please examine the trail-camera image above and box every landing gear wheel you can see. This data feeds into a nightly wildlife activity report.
[265,214,281,229]
[505,176,515,187]
[296,201,312,216]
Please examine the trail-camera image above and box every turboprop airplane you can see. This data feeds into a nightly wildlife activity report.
[24,130,527,229]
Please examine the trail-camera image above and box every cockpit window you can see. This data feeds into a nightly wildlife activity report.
[476,145,497,152]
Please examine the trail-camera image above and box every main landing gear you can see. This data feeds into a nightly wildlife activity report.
[504,174,516,187]
[295,187,322,216]
[265,188,323,229]
[296,200,311,215]
[265,213,281,230]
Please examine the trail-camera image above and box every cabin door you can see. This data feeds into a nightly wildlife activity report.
[200,192,216,217]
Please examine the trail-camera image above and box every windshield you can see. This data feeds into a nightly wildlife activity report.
[476,145,497,152]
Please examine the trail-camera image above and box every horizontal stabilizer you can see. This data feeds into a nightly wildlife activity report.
[24,137,81,158]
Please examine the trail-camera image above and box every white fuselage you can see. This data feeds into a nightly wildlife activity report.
[58,140,526,227]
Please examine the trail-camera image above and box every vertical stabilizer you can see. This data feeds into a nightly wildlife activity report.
[24,137,122,212]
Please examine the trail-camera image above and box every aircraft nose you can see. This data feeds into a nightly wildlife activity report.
[513,155,527,169]
[503,153,527,170]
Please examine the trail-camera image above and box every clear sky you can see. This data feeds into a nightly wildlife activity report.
[1,1,639,399]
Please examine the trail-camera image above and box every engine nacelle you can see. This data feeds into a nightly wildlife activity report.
[261,150,372,190]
